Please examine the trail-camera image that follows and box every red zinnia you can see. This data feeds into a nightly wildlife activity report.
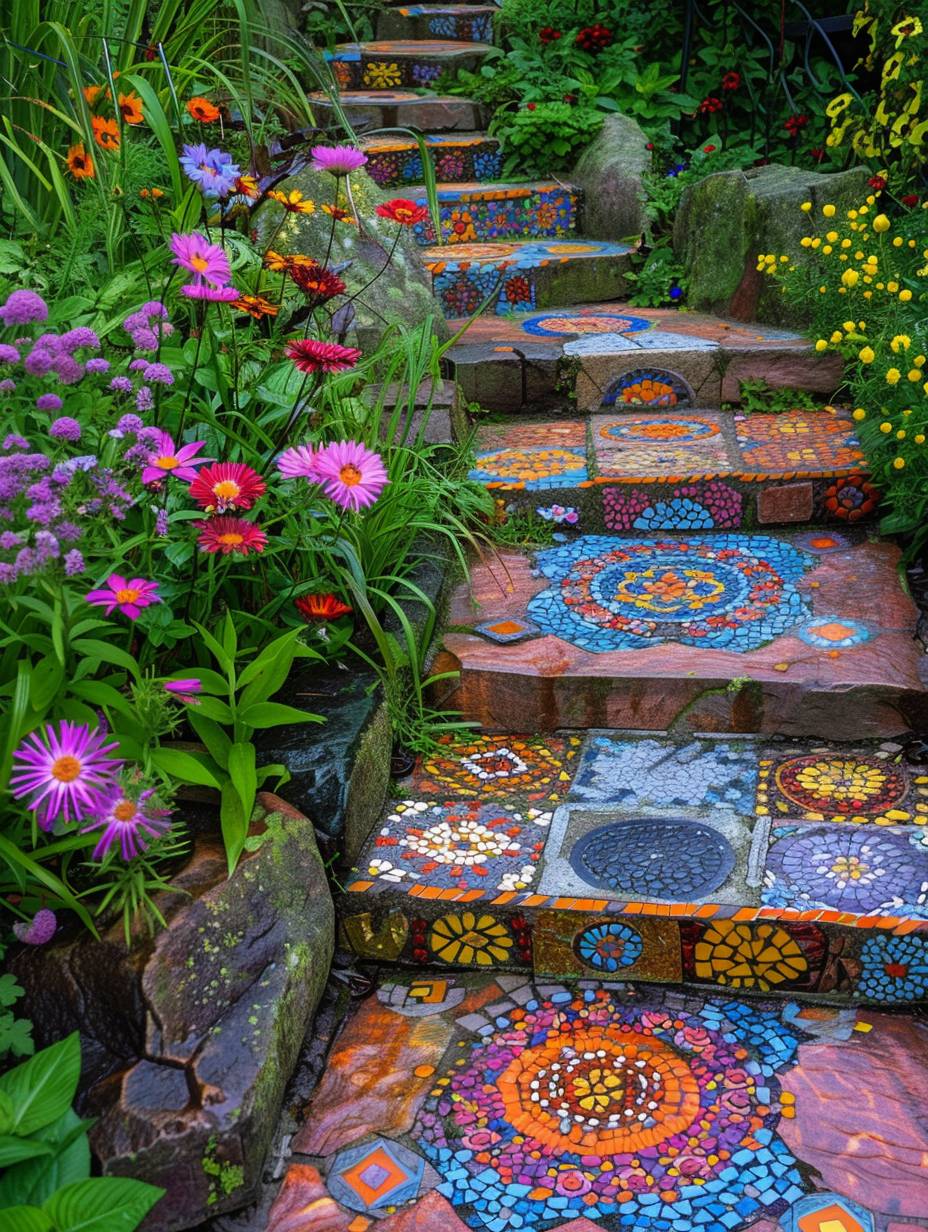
[901,193,919,207]
[286,339,361,374]
[703,144,717,153]
[698,96,723,114]
[721,70,741,90]
[195,516,267,555]
[295,592,352,621]
[376,198,429,226]
[289,264,347,303]
[868,174,887,190]
[188,462,266,512]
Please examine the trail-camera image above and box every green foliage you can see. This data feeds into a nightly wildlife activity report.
[491,104,605,176]
[733,381,822,414]
[0,949,34,1061]
[624,244,687,307]
[0,1033,163,1227]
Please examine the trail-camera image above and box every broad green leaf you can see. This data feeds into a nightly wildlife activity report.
[237,629,302,707]
[227,741,256,817]
[0,1033,80,1136]
[44,1176,164,1232]
[192,622,233,676]
[0,1136,54,1167]
[0,1207,52,1232]
[220,780,248,874]
[70,640,140,681]
[187,713,232,771]
[191,696,234,724]
[150,747,222,789]
[0,1110,91,1207]
[238,702,323,730]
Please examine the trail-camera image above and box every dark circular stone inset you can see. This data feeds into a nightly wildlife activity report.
[569,817,736,900]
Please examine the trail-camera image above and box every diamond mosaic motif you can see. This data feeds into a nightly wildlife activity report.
[473,616,541,643]
[783,1192,875,1232]
[409,733,581,802]
[327,1136,425,1214]
[527,533,814,652]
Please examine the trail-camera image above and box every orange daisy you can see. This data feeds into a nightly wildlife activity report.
[186,96,220,122]
[321,202,356,224]
[91,115,120,151]
[82,84,104,107]
[231,294,279,319]
[118,92,144,124]
[267,188,315,214]
[263,250,318,273]
[66,143,95,180]
[233,174,260,199]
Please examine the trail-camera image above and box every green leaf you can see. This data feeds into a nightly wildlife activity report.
[0,973,23,1007]
[237,628,302,708]
[0,1136,54,1167]
[150,746,222,789]
[0,1033,80,1136]
[191,696,234,724]
[238,702,323,730]
[187,713,232,771]
[227,741,256,817]
[220,611,237,662]
[220,780,248,874]
[0,1207,52,1232]
[29,658,66,713]
[168,668,229,696]
[70,641,140,681]
[0,1016,34,1059]
[43,1177,164,1232]
[0,1109,91,1207]
[192,622,233,677]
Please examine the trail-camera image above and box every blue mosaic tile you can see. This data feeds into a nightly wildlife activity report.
[520,311,653,337]
[527,534,814,653]
[797,616,872,648]
[856,932,928,1002]
[780,1191,875,1232]
[327,1136,424,1214]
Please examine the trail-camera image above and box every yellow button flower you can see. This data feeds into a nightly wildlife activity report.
[847,208,857,219]
[826,231,838,242]
[899,289,913,301]
[879,421,893,432]
[852,408,866,421]
[823,245,833,255]
[800,201,812,212]
[800,236,812,248]
[819,286,827,294]
[893,236,904,248]
[873,214,890,232]
[897,429,907,439]
[886,368,902,384]
[843,320,856,332]
[830,330,843,342]
[891,335,911,352]
[916,434,926,444]
[841,238,851,248]
[823,204,836,217]
[887,281,899,292]
[859,346,875,363]
[814,339,829,352]
[841,269,859,287]
[810,238,821,249]
[894,456,906,469]
[910,370,923,382]
[916,356,926,367]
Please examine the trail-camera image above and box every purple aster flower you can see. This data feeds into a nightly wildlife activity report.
[129,358,149,372]
[81,784,171,860]
[310,144,368,176]
[14,547,37,574]
[110,413,144,437]
[24,347,57,377]
[64,548,84,575]
[85,357,110,374]
[34,530,59,561]
[13,908,57,946]
[180,283,238,301]
[136,385,154,412]
[59,327,99,352]
[109,376,134,394]
[0,531,22,548]
[11,719,121,830]
[37,393,63,411]
[26,501,60,526]
[0,379,15,394]
[0,344,20,364]
[2,434,29,451]
[129,327,159,351]
[0,290,48,325]
[155,507,169,536]
[179,144,241,198]
[50,417,81,440]
[0,562,16,582]
[55,521,83,541]
[143,362,174,386]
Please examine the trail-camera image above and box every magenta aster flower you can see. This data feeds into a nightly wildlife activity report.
[85,574,161,620]
[81,785,172,860]
[164,678,202,704]
[180,284,239,302]
[169,232,231,287]
[188,461,266,512]
[13,908,58,945]
[195,516,267,555]
[277,443,319,480]
[310,144,368,176]
[312,440,388,511]
[286,338,361,374]
[141,431,211,484]
[10,720,121,830]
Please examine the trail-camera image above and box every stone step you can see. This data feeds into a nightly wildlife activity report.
[435,531,928,736]
[444,301,844,412]
[269,962,928,1231]
[408,179,579,245]
[361,131,503,187]
[325,38,493,90]
[377,3,497,43]
[342,730,928,1010]
[421,239,634,317]
[467,410,876,530]
[309,89,483,133]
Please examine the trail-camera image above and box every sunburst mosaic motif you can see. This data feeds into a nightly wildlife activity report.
[757,751,928,823]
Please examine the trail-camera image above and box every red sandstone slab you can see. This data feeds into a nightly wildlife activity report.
[440,537,928,736]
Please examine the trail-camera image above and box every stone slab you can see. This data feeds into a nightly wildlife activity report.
[309,91,485,134]
[440,534,928,736]
[327,39,493,90]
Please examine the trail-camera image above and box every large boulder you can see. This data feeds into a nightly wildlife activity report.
[11,794,334,1231]
[673,163,871,325]
[253,162,446,347]
[572,112,651,241]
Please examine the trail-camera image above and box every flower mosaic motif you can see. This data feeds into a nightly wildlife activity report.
[603,482,744,531]
[428,910,514,965]
[574,921,644,971]
[521,311,652,337]
[602,368,693,407]
[856,932,928,1002]
[758,752,928,822]
[736,411,864,474]
[409,733,581,801]
[798,617,871,648]
[693,920,813,990]
[824,473,879,522]
[414,984,806,1230]
[527,534,814,653]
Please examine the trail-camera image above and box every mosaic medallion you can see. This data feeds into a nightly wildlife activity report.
[599,417,720,443]
[527,534,813,652]
[328,1136,424,1215]
[473,617,540,644]
[414,984,806,1230]
[798,617,871,648]
[603,481,744,530]
[763,825,928,915]
[856,932,928,1002]
[758,752,928,822]
[592,414,732,476]
[781,1191,876,1232]
[601,368,693,408]
[691,920,816,990]
[468,446,587,489]
[574,921,643,970]
[823,473,879,522]
[428,910,514,966]
[735,412,864,474]
[410,733,580,802]
[521,311,652,337]
[569,817,736,899]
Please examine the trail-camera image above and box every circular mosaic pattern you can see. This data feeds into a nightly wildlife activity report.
[765,826,925,914]
[574,922,643,971]
[602,369,693,408]
[797,617,871,648]
[793,530,851,553]
[775,755,908,815]
[570,818,735,899]
[472,447,584,483]
[521,312,651,337]
[414,985,805,1228]
[824,474,879,522]
[599,417,720,444]
[428,911,514,966]
[528,534,812,653]
[857,933,928,1002]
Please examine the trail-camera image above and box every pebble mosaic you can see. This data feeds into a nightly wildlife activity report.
[409,733,582,802]
[363,134,504,188]
[569,816,737,898]
[521,311,653,337]
[468,446,588,490]
[602,480,745,530]
[736,412,864,474]
[410,183,578,246]
[601,368,694,406]
[756,748,928,823]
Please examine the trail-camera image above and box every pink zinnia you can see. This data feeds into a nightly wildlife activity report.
[313,440,388,511]
[310,144,368,176]
[169,232,231,287]
[86,574,161,620]
[286,339,361,374]
[141,431,211,484]
[277,443,319,479]
[188,461,266,511]
[11,720,122,830]
[164,678,202,704]
[196,516,267,555]
[81,785,172,861]
[181,284,239,302]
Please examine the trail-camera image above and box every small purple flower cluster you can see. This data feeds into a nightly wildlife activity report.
[123,301,174,352]
[0,289,48,326]
[179,144,241,198]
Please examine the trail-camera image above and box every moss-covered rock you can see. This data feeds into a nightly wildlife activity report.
[572,112,651,241]
[673,163,871,325]
[253,163,446,347]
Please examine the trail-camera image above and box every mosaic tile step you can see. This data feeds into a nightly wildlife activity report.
[467,412,877,529]
[361,131,503,187]
[421,241,635,317]
[325,39,493,90]
[378,3,497,44]
[444,301,843,411]
[267,970,928,1232]
[342,731,928,1005]
[437,533,928,736]
[407,180,580,246]
[309,89,485,133]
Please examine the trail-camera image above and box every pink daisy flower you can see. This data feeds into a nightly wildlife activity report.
[310,144,368,176]
[141,431,211,484]
[11,720,122,830]
[196,516,267,555]
[313,440,388,511]
[85,575,161,620]
[188,461,266,512]
[181,284,239,301]
[169,232,231,287]
[277,443,319,479]
[81,785,172,860]
[286,339,361,374]
[164,678,202,704]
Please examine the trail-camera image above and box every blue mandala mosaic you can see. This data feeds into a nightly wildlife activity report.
[797,616,871,648]
[856,932,928,1002]
[574,921,643,971]
[527,534,814,653]
[520,311,653,337]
